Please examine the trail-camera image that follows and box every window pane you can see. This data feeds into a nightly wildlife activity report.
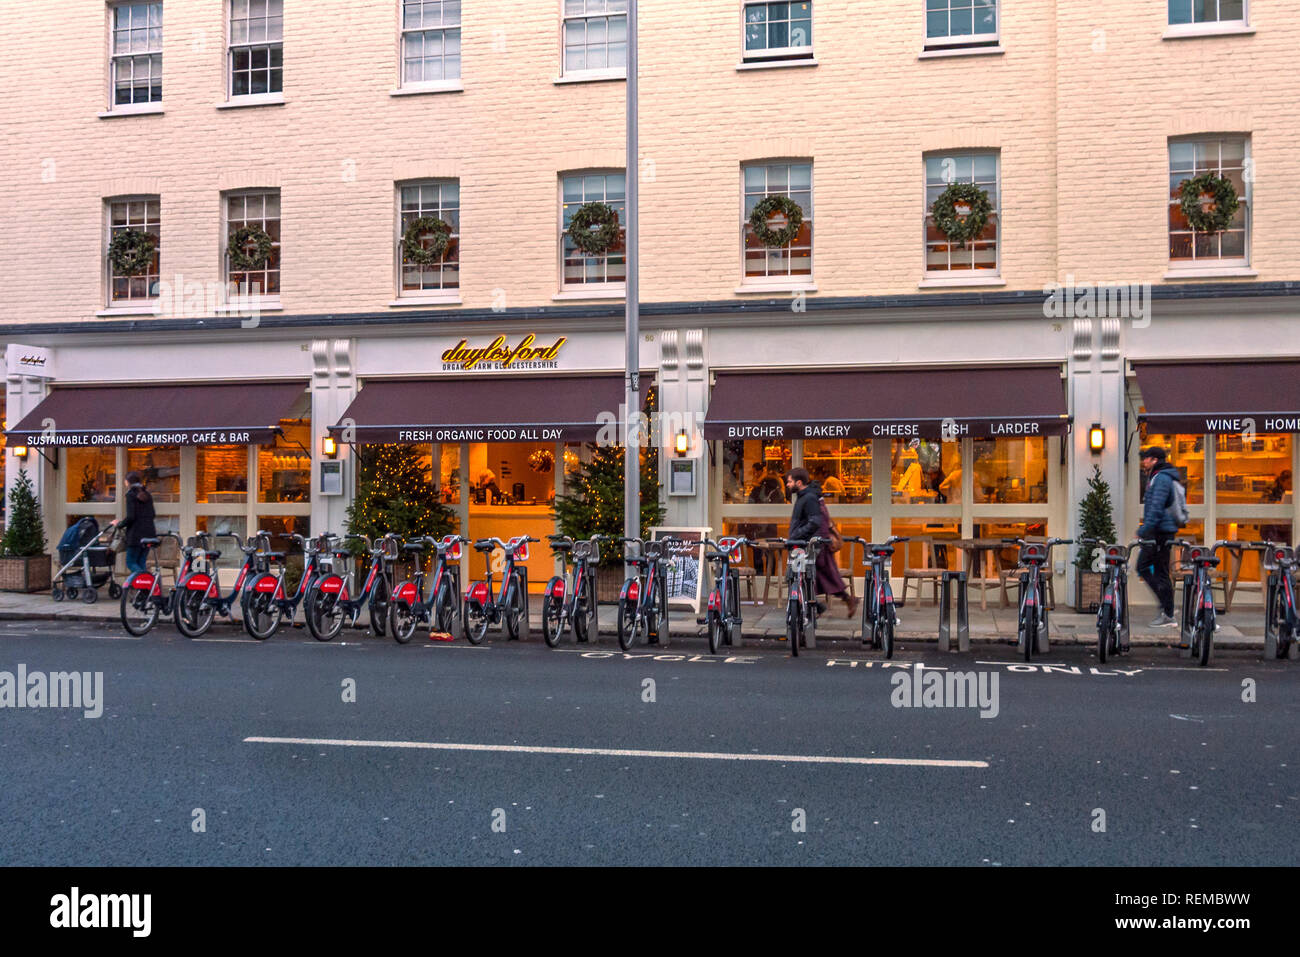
[1215,433,1291,505]
[892,439,962,505]
[804,439,871,504]
[128,446,181,503]
[722,440,791,505]
[258,417,312,504]
[971,437,1049,504]
[197,445,249,503]
[66,449,118,503]
[1137,431,1206,504]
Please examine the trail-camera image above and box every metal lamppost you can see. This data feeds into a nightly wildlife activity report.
[623,0,640,573]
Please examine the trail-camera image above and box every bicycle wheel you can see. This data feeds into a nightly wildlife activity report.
[880,615,894,660]
[463,596,490,645]
[1019,607,1034,662]
[119,579,158,637]
[242,575,283,640]
[305,587,345,642]
[788,599,802,657]
[368,575,390,637]
[173,587,214,639]
[388,594,419,644]
[542,593,565,648]
[725,572,739,648]
[504,577,527,640]
[572,577,592,643]
[1097,603,1115,664]
[708,605,723,655]
[435,579,461,638]
[617,595,640,651]
[1197,612,1214,667]
[1267,586,1288,659]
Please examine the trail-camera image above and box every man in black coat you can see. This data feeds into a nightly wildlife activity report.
[786,468,857,617]
[120,470,157,575]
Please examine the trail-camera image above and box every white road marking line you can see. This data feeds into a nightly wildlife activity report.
[243,736,988,768]
[420,643,489,650]
[1142,666,1230,672]
[83,634,141,640]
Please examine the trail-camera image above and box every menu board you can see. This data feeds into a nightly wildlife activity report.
[650,526,711,613]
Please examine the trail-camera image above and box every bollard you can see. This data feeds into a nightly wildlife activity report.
[938,570,969,652]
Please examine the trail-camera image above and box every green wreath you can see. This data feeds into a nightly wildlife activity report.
[227,224,275,271]
[749,195,805,248]
[931,182,993,249]
[402,216,453,264]
[107,229,157,276]
[1179,173,1240,234]
[567,201,622,256]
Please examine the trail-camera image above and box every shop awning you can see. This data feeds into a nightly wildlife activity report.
[329,375,626,443]
[702,365,1069,440]
[1135,360,1300,434]
[5,382,307,447]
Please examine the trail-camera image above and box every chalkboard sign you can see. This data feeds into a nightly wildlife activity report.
[650,526,711,613]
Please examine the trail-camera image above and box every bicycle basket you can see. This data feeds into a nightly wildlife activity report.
[573,539,600,564]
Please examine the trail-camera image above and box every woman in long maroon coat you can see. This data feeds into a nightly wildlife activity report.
[786,468,858,617]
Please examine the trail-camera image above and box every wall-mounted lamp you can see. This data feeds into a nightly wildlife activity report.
[322,435,338,459]
[674,429,689,457]
[12,445,27,460]
[1088,424,1105,454]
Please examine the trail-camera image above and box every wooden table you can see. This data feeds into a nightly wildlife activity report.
[951,538,1011,611]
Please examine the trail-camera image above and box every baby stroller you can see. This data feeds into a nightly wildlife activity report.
[52,517,122,603]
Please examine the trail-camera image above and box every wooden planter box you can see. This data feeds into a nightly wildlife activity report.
[0,554,51,593]
[1074,569,1103,613]
[596,565,626,604]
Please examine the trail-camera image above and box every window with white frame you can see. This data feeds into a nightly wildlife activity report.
[107,197,161,304]
[229,0,283,97]
[226,191,280,297]
[1168,0,1246,26]
[561,172,626,286]
[924,152,999,274]
[110,3,163,106]
[401,0,461,85]
[742,162,813,281]
[925,0,998,47]
[1169,137,1250,266]
[744,2,813,60]
[563,0,628,75]
[399,181,460,294]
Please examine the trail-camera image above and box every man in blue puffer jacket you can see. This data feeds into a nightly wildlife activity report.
[1136,447,1180,627]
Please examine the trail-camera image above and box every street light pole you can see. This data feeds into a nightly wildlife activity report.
[623,0,639,573]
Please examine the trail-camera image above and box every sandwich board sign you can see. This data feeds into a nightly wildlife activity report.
[650,526,711,614]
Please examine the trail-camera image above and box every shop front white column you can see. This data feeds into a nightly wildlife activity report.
[4,345,53,540]
[310,338,356,537]
[657,329,708,527]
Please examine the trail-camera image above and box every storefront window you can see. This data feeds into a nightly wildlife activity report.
[891,438,960,504]
[1215,433,1291,505]
[1217,521,1293,584]
[257,514,311,547]
[439,443,461,505]
[196,515,247,539]
[888,520,958,576]
[722,439,792,505]
[128,446,180,502]
[66,448,117,503]
[972,437,1048,504]
[1139,431,1205,504]
[804,439,870,504]
[197,445,248,503]
[258,417,311,504]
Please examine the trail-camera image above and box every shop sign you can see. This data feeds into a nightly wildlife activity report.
[6,345,53,379]
[21,430,255,448]
[440,334,567,372]
[395,427,565,443]
[716,419,1053,440]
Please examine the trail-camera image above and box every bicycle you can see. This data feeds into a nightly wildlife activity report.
[173,532,268,638]
[777,536,828,658]
[119,533,187,636]
[1173,539,1237,667]
[304,533,401,642]
[617,536,678,650]
[242,533,335,640]
[847,535,909,659]
[1263,541,1300,660]
[1078,537,1154,663]
[1003,537,1072,662]
[702,536,750,655]
[541,534,604,648]
[463,536,536,644]
[388,534,468,644]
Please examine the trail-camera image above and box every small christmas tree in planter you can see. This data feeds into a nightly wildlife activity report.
[346,444,456,575]
[0,469,51,593]
[553,443,665,603]
[1074,464,1117,612]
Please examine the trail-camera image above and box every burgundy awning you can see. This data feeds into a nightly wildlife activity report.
[703,365,1069,440]
[5,382,306,447]
[1135,361,1300,434]
[330,375,626,443]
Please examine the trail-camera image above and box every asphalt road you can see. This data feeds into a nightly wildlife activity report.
[0,619,1295,866]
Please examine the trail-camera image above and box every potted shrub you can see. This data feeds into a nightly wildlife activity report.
[1073,465,1117,613]
[0,469,51,593]
[552,443,665,603]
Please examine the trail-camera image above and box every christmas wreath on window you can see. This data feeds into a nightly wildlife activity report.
[1179,173,1240,234]
[930,182,993,249]
[402,216,453,264]
[749,195,804,248]
[107,228,157,276]
[567,201,622,256]
[529,449,555,474]
[227,224,275,271]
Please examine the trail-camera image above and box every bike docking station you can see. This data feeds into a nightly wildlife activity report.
[937,570,970,652]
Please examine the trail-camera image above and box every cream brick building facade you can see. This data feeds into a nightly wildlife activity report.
[2,1,1299,608]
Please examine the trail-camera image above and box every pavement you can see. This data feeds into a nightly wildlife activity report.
[1,580,1271,648]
